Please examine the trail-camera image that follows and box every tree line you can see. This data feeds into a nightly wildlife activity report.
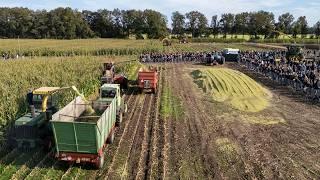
[173,11,320,39]
[0,7,320,39]
[0,7,167,39]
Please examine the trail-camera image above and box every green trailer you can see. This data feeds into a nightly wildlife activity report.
[51,84,126,168]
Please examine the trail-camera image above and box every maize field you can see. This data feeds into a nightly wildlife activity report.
[0,39,269,58]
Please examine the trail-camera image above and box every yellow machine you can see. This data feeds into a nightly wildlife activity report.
[9,86,94,149]
[33,86,94,114]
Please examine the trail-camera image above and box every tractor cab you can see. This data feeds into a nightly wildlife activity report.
[99,84,122,107]
[95,84,126,119]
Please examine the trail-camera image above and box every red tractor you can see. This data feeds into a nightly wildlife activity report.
[138,67,158,93]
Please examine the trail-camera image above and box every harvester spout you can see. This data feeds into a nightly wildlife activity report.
[42,95,49,112]
[71,86,95,115]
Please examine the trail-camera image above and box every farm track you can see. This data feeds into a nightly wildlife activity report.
[126,94,154,179]
[171,63,213,179]
[105,92,152,179]
[147,66,164,180]
[135,77,159,178]
[96,89,141,179]
[161,64,174,179]
[166,64,180,179]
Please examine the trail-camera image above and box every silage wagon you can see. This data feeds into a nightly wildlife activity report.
[51,84,126,168]
[138,67,158,93]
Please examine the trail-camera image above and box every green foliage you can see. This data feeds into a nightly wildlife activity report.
[185,11,208,37]
[0,7,320,40]
[116,61,143,81]
[250,38,320,44]
[0,57,101,130]
[0,7,93,39]
[172,11,186,35]
[0,39,165,57]
[144,10,168,39]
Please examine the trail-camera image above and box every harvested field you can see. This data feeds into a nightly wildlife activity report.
[162,63,320,179]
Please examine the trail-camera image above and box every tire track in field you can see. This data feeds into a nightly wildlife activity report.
[104,93,146,179]
[127,94,154,179]
[171,64,212,179]
[161,65,170,179]
[161,63,179,179]
[135,92,157,179]
[24,149,55,180]
[149,66,165,180]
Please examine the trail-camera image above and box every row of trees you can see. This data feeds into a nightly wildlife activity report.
[172,11,320,38]
[0,7,320,39]
[0,7,167,39]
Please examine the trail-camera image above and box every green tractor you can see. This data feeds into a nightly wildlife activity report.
[8,87,71,150]
[286,45,304,61]
[270,30,304,61]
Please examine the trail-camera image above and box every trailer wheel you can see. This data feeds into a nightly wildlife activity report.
[116,113,123,127]
[107,130,115,144]
[96,154,104,169]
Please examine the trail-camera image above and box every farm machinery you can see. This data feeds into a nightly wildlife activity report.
[206,52,226,65]
[138,66,158,93]
[271,30,304,61]
[51,83,126,168]
[285,45,304,61]
[222,48,240,62]
[7,86,84,150]
[8,83,126,169]
[162,38,172,46]
[101,62,128,90]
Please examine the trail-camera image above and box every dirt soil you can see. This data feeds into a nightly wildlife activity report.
[162,63,320,179]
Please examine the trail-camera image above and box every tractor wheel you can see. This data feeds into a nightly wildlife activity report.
[107,130,115,144]
[96,154,104,169]
[153,87,157,94]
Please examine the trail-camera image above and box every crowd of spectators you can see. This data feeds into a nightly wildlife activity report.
[139,51,225,63]
[239,50,320,101]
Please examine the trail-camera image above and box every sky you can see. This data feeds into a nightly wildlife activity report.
[1,0,320,26]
